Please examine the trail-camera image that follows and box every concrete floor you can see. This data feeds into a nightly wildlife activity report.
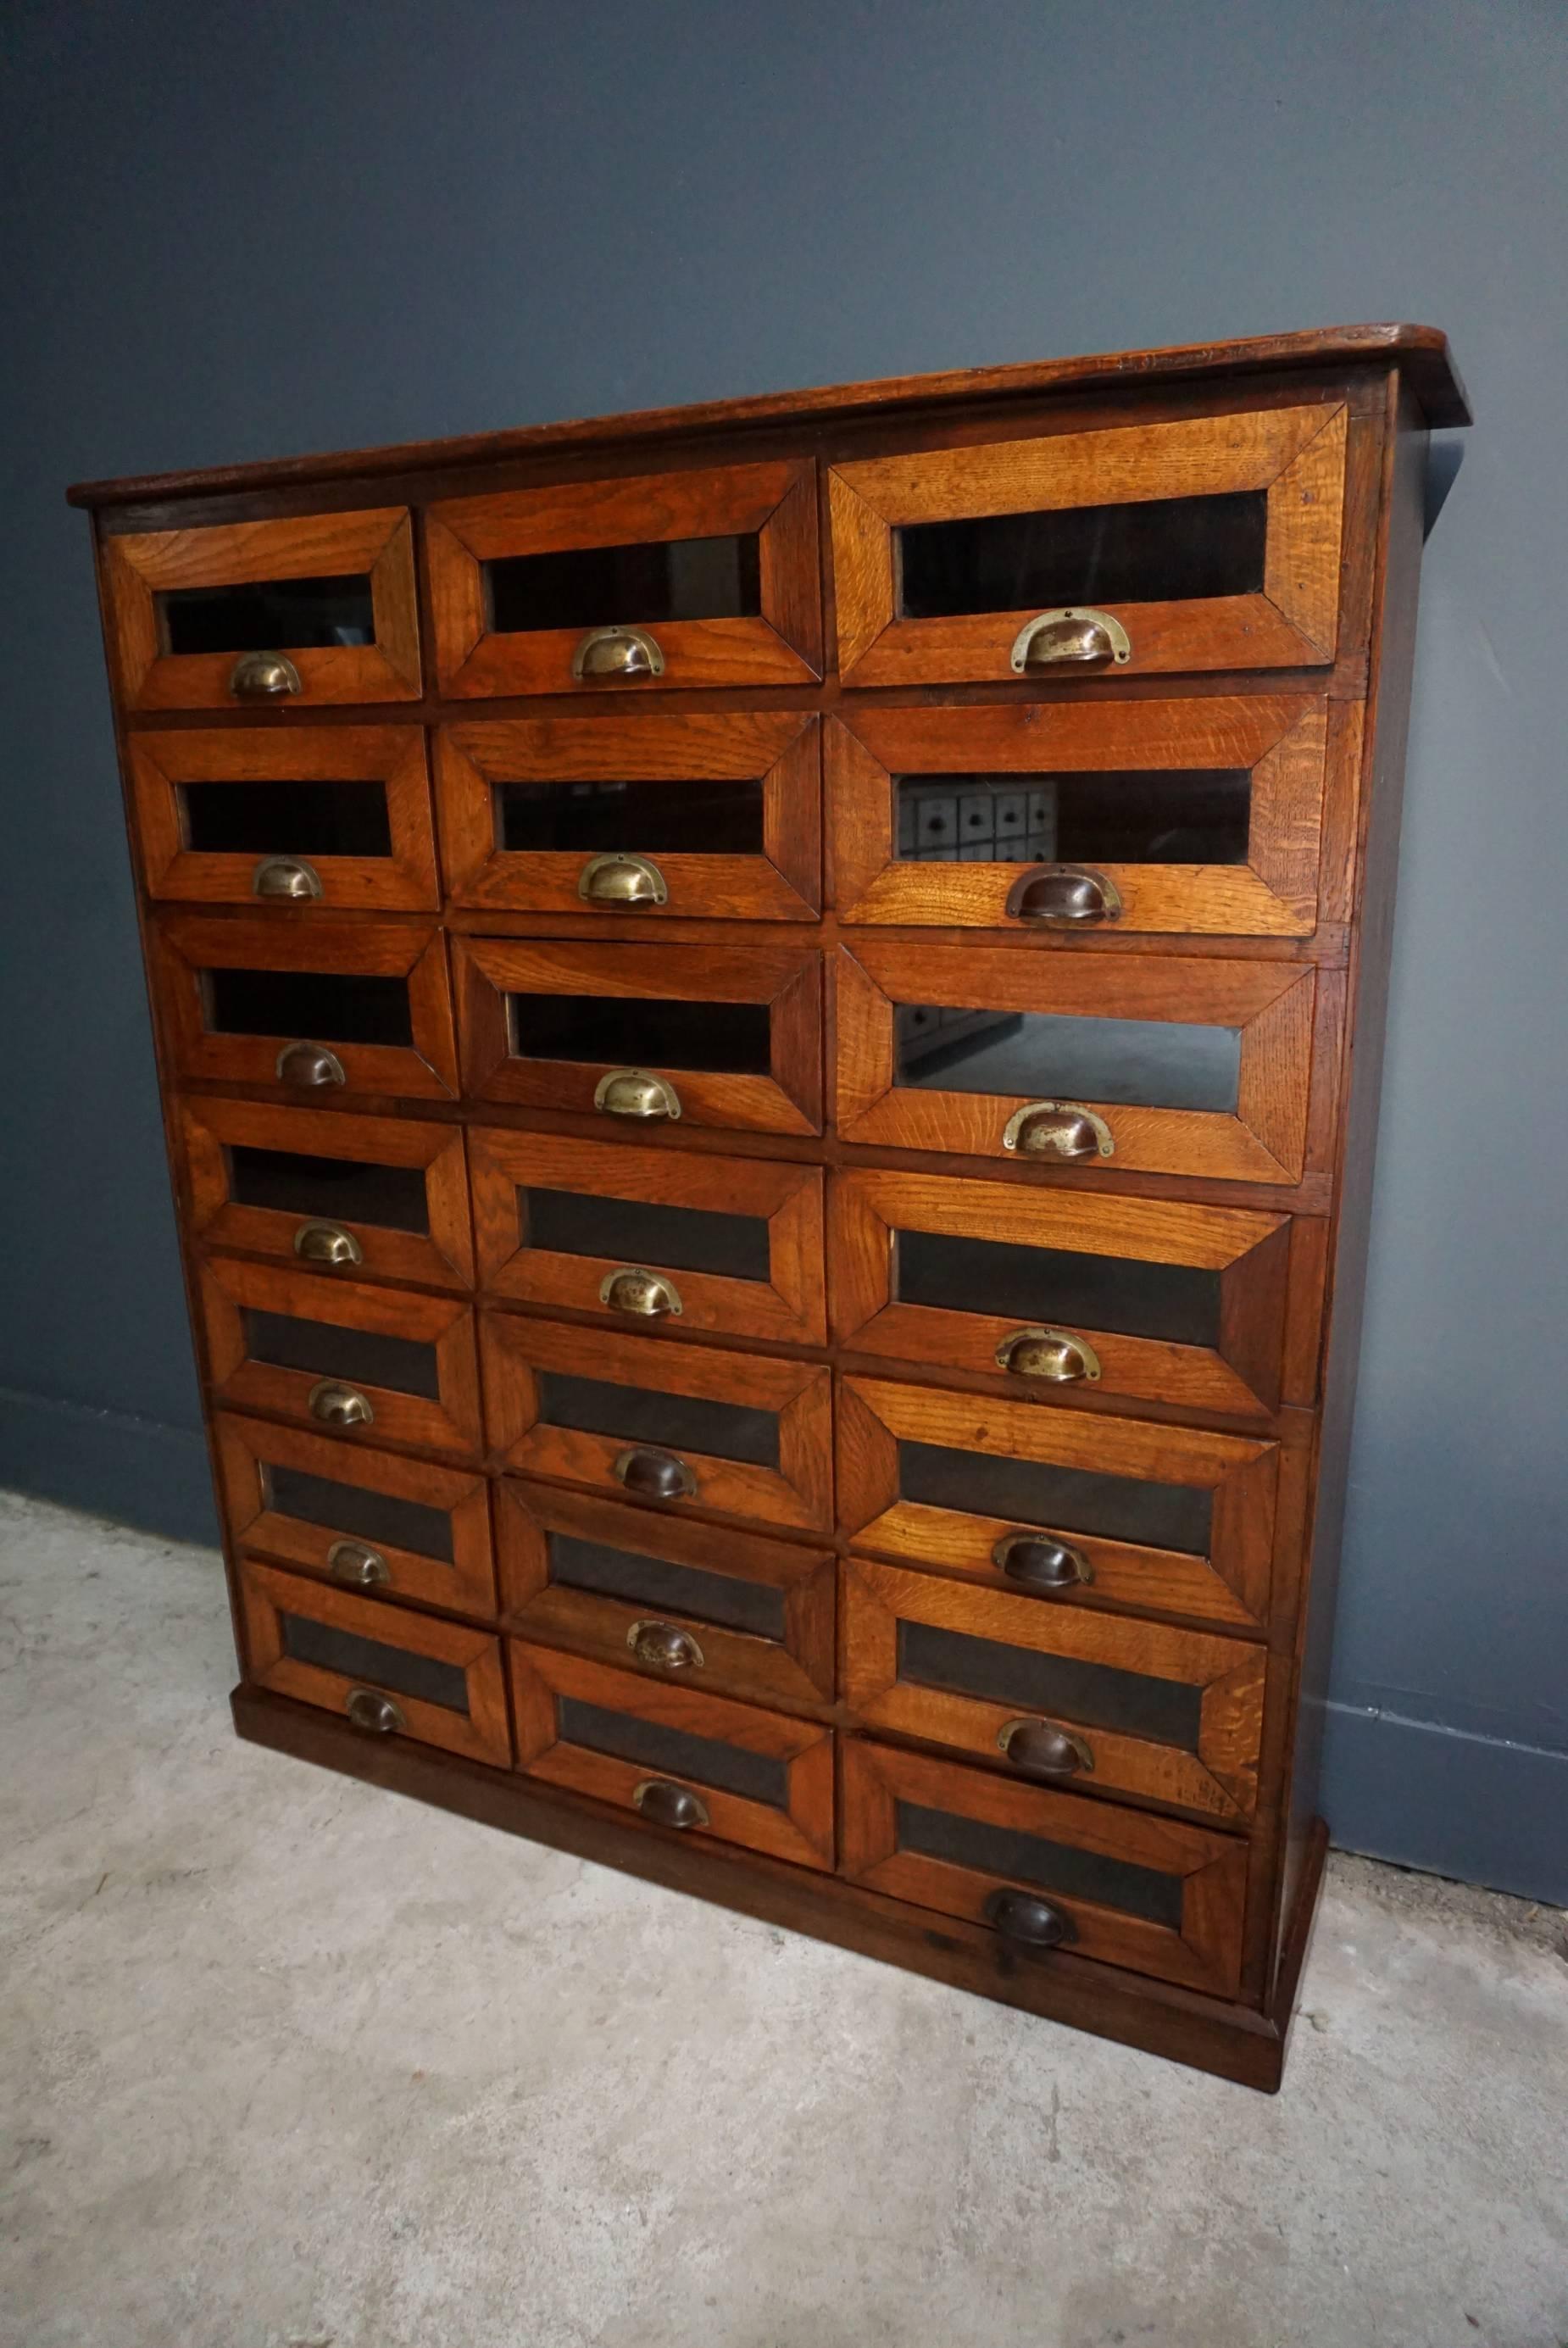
[1,1492,1564,2348]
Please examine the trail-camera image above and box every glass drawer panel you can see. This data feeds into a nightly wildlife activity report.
[496,772,765,856]
[895,1229,1221,1349]
[181,776,392,857]
[206,968,414,1048]
[555,1694,787,1806]
[280,1612,469,1709]
[537,1372,781,1468]
[229,1145,431,1233]
[264,1463,453,1563]
[486,534,762,635]
[507,993,771,1074]
[242,1308,442,1400]
[548,1529,787,1639]
[159,573,375,655]
[895,770,1251,868]
[520,1185,770,1282]
[896,1620,1202,1747]
[894,1799,1183,1929]
[898,1438,1213,1556]
[896,492,1267,621]
[893,1006,1241,1114]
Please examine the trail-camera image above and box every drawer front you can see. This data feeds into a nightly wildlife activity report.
[496,1481,834,1710]
[481,1314,832,1533]
[830,1169,1293,1418]
[130,726,438,910]
[510,1641,834,1869]
[104,507,420,710]
[470,1129,825,1344]
[827,698,1331,937]
[829,403,1347,687]
[437,712,820,920]
[427,459,821,697]
[178,1099,474,1290]
[456,938,821,1137]
[838,1377,1277,1633]
[841,1739,1245,1995]
[837,941,1318,1185]
[199,1257,482,1461]
[150,914,459,1102]
[216,1412,495,1615]
[241,1560,509,1764]
[843,1559,1264,1822]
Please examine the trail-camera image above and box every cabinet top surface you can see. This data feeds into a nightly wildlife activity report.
[67,321,1468,512]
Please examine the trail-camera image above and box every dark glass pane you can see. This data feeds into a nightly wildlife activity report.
[159,574,375,655]
[537,1372,779,1467]
[893,1006,1241,1114]
[897,491,1266,620]
[497,776,765,856]
[896,1230,1220,1349]
[556,1695,785,1805]
[894,771,1251,867]
[897,1621,1202,1747]
[264,1464,453,1562]
[508,994,770,1074]
[181,779,392,858]
[229,1146,431,1234]
[281,1612,468,1710]
[242,1308,442,1400]
[520,1187,770,1281]
[898,1439,1213,1556]
[486,535,761,635]
[548,1530,786,1639]
[205,969,413,1048]
[896,1800,1183,1929]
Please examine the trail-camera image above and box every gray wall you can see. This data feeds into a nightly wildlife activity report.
[3,0,1564,1901]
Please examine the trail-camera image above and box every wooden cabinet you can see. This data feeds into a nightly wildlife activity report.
[75,321,1468,2090]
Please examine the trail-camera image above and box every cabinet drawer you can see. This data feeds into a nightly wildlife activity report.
[216,1412,495,1615]
[497,1481,834,1710]
[241,1561,509,1765]
[437,712,820,920]
[827,698,1331,937]
[129,726,437,910]
[150,914,458,1102]
[841,1739,1245,1996]
[456,938,821,1136]
[427,459,821,697]
[839,1377,1276,1633]
[837,941,1318,1185]
[510,1642,834,1870]
[843,1560,1264,1822]
[829,403,1346,687]
[830,1169,1293,1418]
[104,507,420,710]
[469,1129,825,1344]
[199,1257,482,1461]
[178,1099,473,1291]
[481,1314,832,1533]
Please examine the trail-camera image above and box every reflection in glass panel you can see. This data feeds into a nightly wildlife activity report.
[895,1230,1221,1349]
[893,1006,1241,1114]
[242,1308,442,1399]
[897,491,1267,620]
[264,1463,453,1561]
[281,1611,469,1709]
[537,1372,781,1467]
[898,1438,1213,1556]
[508,994,770,1074]
[181,779,392,858]
[894,771,1251,867]
[896,1621,1202,1746]
[159,575,375,655]
[229,1146,431,1234]
[896,1801,1183,1928]
[520,1187,770,1281]
[548,1531,787,1638]
[497,776,765,856]
[556,1695,786,1804]
[205,969,413,1047]
[486,535,762,634]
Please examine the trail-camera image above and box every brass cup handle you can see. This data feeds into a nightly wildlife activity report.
[579,852,669,909]
[308,1379,375,1429]
[992,1531,1093,1594]
[345,1685,405,1734]
[627,1618,704,1673]
[995,1327,1101,1384]
[632,1778,709,1829]
[983,1886,1076,1952]
[998,1716,1095,1780]
[294,1220,364,1268]
[276,1041,347,1090]
[1009,608,1131,673]
[328,1539,389,1589]
[1004,865,1121,927]
[1001,1100,1114,1162]
[252,854,324,902]
[599,1266,682,1320]
[594,1068,681,1122]
[613,1446,697,1503]
[230,650,303,701]
[571,626,666,682]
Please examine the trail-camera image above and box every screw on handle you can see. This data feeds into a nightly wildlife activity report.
[994,1327,1101,1383]
[345,1685,404,1734]
[627,1618,704,1672]
[600,1266,682,1319]
[328,1539,388,1588]
[1001,1100,1115,1161]
[997,1716,1094,1780]
[571,626,665,681]
[307,1379,375,1429]
[631,1778,709,1829]
[294,1220,364,1267]
[251,854,323,900]
[275,1041,347,1090]
[992,1532,1093,1594]
[229,651,303,700]
[578,852,669,907]
[1004,865,1120,926]
[1009,609,1131,673]
[593,1068,682,1121]
[983,1886,1076,1951]
[613,1446,697,1503]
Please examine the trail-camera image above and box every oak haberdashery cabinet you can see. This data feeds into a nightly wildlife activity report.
[70,324,1470,2089]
